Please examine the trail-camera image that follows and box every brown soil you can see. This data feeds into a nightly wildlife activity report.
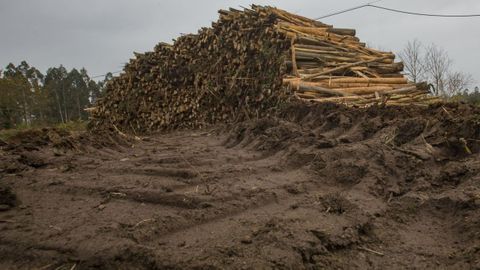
[1,102,479,269]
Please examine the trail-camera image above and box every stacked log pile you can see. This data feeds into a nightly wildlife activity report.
[274,10,438,106]
[89,5,438,133]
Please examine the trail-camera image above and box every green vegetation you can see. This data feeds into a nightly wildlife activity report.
[0,128,25,141]
[0,120,87,141]
[0,61,111,129]
[55,120,88,132]
[452,87,480,106]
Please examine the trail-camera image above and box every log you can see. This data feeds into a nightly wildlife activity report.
[290,81,348,96]
[333,86,395,95]
[310,96,366,102]
[327,83,406,88]
[328,28,356,36]
[322,77,408,84]
[303,56,390,80]
[291,39,299,76]
[295,48,358,58]
[382,86,421,95]
[294,44,342,51]
[367,62,404,74]
[290,80,410,89]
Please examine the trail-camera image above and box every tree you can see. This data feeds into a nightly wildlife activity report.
[94,72,113,102]
[43,66,99,122]
[424,44,452,96]
[455,86,480,106]
[399,39,425,83]
[44,66,69,123]
[0,77,25,128]
[2,62,41,124]
[446,72,474,96]
[67,68,92,120]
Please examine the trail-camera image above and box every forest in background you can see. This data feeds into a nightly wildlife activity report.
[0,61,112,129]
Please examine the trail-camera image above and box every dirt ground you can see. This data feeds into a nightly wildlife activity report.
[1,102,480,269]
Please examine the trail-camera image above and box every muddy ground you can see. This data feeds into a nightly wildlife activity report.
[0,102,479,269]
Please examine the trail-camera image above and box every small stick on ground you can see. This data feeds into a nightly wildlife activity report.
[441,106,453,119]
[37,263,56,270]
[358,246,385,256]
[113,124,141,141]
[133,218,155,228]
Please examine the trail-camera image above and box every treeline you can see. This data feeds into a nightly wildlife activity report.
[0,61,111,129]
[453,86,480,106]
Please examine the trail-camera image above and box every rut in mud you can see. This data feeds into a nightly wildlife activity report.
[0,102,479,269]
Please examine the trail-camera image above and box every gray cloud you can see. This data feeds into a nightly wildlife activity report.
[1,0,479,86]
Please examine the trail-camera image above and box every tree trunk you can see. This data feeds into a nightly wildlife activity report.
[54,88,64,123]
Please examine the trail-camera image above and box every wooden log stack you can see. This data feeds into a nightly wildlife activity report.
[89,5,439,133]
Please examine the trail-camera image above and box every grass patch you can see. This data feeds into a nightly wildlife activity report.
[0,120,87,141]
[55,120,87,132]
[0,129,23,141]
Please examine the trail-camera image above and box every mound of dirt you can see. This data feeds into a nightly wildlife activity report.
[1,128,74,154]
[0,102,479,269]
[0,128,133,179]
[228,101,480,157]
[2,128,129,152]
[0,152,25,175]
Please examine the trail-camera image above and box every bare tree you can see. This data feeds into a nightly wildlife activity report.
[446,72,474,95]
[399,39,425,83]
[424,44,452,95]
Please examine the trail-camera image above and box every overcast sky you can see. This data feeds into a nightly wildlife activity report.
[1,0,479,85]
